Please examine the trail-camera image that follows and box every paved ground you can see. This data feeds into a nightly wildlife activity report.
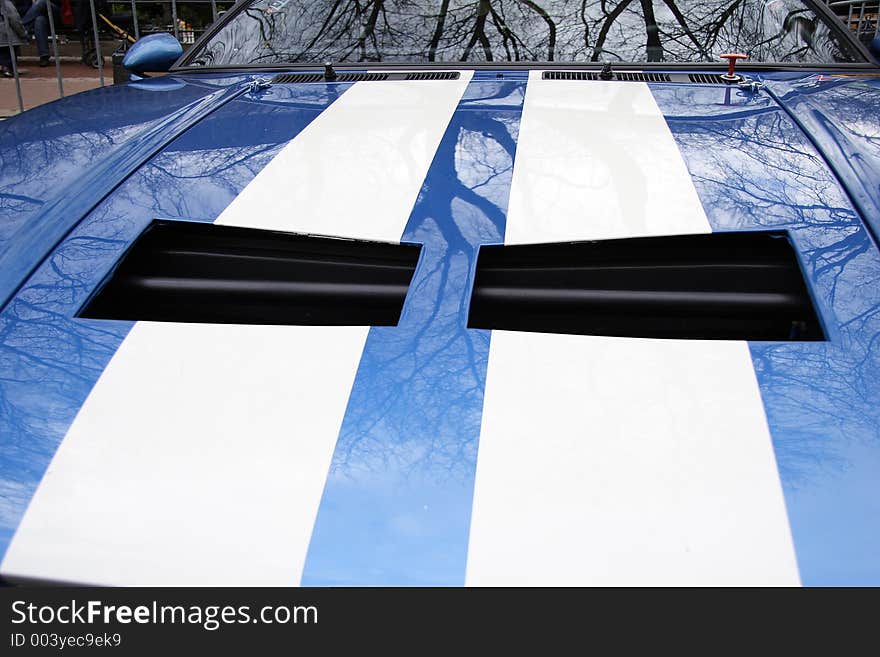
[0,62,106,116]
[0,41,118,117]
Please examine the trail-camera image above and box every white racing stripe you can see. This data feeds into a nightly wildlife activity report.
[503,73,709,244]
[1,75,472,585]
[217,74,473,240]
[1,323,369,586]
[466,72,800,586]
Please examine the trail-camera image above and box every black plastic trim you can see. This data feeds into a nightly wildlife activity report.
[270,71,460,84]
[542,71,671,81]
[403,71,461,80]
[173,62,880,77]
[80,221,421,327]
[685,73,727,84]
[543,71,731,84]
[468,232,824,341]
[271,71,388,83]
[270,72,328,83]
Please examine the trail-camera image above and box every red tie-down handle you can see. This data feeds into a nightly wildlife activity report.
[719,53,748,82]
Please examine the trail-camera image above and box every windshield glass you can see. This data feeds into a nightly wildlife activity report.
[187,0,862,67]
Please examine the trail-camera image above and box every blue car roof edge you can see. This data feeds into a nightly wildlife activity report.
[0,81,251,314]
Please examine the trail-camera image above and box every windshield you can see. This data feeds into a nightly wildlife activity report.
[186,0,862,68]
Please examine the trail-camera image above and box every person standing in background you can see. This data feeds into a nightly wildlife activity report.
[0,0,27,77]
[19,0,60,66]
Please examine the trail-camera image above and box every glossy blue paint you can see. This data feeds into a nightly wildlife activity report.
[123,34,184,75]
[0,74,258,311]
[1,66,878,583]
[0,82,352,561]
[765,75,880,244]
[129,78,188,92]
[651,82,880,585]
[301,79,526,585]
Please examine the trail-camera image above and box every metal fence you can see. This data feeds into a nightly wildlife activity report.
[2,0,879,116]
[828,0,880,43]
[2,0,232,114]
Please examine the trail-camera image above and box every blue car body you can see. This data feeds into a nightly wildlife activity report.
[0,46,879,585]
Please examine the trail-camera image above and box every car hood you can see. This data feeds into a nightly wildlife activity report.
[0,69,879,586]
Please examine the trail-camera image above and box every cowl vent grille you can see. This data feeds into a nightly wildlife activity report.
[542,71,671,82]
[542,71,600,81]
[271,72,389,83]
[688,73,727,84]
[337,72,389,82]
[270,71,459,84]
[614,71,671,82]
[403,71,460,80]
[270,73,324,84]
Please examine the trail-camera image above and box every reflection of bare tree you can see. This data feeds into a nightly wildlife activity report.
[1,114,147,249]
[0,84,215,265]
[655,85,880,487]
[0,233,132,537]
[773,78,880,242]
[195,0,857,65]
[462,0,494,61]
[329,85,522,481]
[0,86,339,542]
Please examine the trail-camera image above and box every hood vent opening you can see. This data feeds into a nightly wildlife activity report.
[468,231,824,341]
[80,221,421,327]
[270,71,459,84]
[542,71,671,82]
